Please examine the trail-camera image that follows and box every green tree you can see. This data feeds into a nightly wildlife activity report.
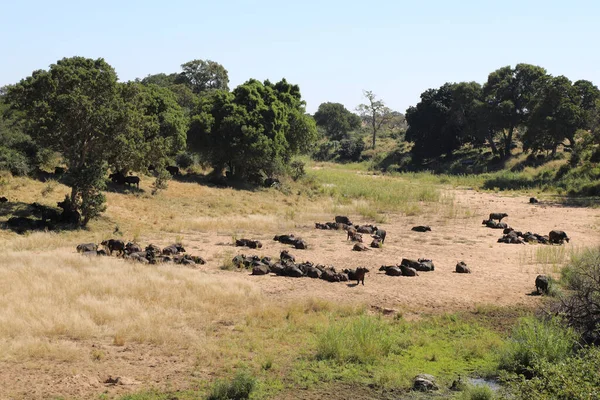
[6,57,127,225]
[176,59,229,93]
[188,79,316,181]
[356,90,392,149]
[482,64,548,158]
[524,76,585,155]
[112,82,187,174]
[140,72,178,87]
[313,102,361,140]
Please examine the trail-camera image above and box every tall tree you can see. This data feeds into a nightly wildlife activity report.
[187,79,316,180]
[176,59,229,93]
[313,102,361,141]
[482,63,548,158]
[356,90,392,149]
[6,57,125,224]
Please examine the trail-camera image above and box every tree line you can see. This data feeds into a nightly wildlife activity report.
[1,58,599,225]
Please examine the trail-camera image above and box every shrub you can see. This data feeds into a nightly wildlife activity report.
[459,384,496,400]
[316,315,399,364]
[337,136,364,162]
[207,370,256,400]
[503,346,600,400]
[558,247,600,343]
[175,151,195,169]
[498,317,577,377]
[289,160,306,181]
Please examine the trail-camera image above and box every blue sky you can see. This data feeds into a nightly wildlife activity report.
[1,0,598,114]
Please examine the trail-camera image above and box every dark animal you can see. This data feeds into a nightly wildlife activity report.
[401,259,421,270]
[162,244,186,255]
[345,267,369,285]
[489,213,508,222]
[125,242,142,254]
[293,239,308,250]
[76,243,97,253]
[348,231,363,243]
[356,225,376,234]
[399,265,418,277]
[166,165,180,176]
[56,199,81,224]
[417,258,435,271]
[411,226,431,232]
[109,171,126,185]
[252,265,270,275]
[370,238,382,248]
[264,177,280,188]
[549,230,570,245]
[124,175,140,189]
[535,275,549,294]
[145,244,162,258]
[101,239,125,256]
[96,249,107,256]
[373,229,386,244]
[379,265,402,276]
[283,264,304,277]
[353,243,369,251]
[0,196,7,203]
[273,234,297,245]
[455,261,471,274]
[280,250,295,263]
[335,216,352,225]
[315,222,330,230]
[530,197,539,204]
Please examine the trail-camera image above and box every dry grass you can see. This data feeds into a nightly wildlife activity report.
[0,247,261,361]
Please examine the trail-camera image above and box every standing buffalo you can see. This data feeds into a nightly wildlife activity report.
[535,275,549,294]
[124,176,140,189]
[101,239,125,256]
[489,213,508,222]
[345,267,370,285]
[549,230,570,245]
[335,216,352,225]
[166,166,180,176]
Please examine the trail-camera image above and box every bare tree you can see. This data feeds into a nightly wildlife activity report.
[356,90,393,149]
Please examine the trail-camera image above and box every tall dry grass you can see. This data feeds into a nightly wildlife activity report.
[0,248,261,361]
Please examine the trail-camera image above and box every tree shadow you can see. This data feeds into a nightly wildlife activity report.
[0,201,81,234]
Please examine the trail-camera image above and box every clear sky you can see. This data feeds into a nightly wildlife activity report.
[1,0,598,114]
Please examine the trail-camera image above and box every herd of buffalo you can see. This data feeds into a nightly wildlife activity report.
[74,203,569,293]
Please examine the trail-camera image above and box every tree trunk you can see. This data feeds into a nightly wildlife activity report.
[372,113,377,149]
[487,130,499,155]
[503,126,514,159]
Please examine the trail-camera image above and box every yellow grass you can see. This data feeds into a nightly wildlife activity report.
[0,247,261,361]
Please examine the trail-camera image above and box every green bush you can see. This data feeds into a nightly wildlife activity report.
[207,370,256,400]
[503,346,600,400]
[175,151,195,169]
[499,317,577,377]
[316,315,400,364]
[458,384,496,400]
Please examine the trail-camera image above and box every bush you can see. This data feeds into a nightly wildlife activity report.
[499,317,577,377]
[316,315,399,364]
[207,370,256,400]
[175,151,195,169]
[558,247,600,343]
[503,346,600,400]
[459,384,496,400]
[0,147,31,176]
[289,160,305,181]
[337,136,364,161]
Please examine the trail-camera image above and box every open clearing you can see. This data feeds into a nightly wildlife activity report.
[1,172,599,399]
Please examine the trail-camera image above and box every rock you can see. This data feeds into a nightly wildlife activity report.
[413,374,438,391]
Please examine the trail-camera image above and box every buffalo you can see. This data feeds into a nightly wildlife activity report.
[76,243,97,253]
[373,229,387,243]
[124,175,140,189]
[353,243,369,251]
[345,267,369,285]
[399,265,419,277]
[489,213,508,222]
[370,238,382,248]
[335,216,352,225]
[411,226,431,232]
[530,197,539,204]
[166,165,180,176]
[549,230,570,245]
[0,196,7,203]
[535,275,549,294]
[101,239,125,256]
[379,265,402,276]
[293,239,308,250]
[162,244,185,255]
[455,261,471,274]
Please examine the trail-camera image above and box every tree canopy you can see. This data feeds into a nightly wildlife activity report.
[313,102,361,141]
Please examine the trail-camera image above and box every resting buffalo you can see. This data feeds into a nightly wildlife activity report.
[411,225,431,232]
[273,234,297,245]
[162,244,185,255]
[0,196,7,203]
[125,242,142,254]
[370,238,382,248]
[345,267,369,285]
[530,197,539,204]
[348,231,363,242]
[399,265,418,277]
[549,230,570,245]
[280,250,295,263]
[353,243,369,251]
[293,239,308,249]
[335,216,352,225]
[76,243,97,253]
[101,239,125,256]
[379,265,402,276]
[124,175,140,189]
[356,225,376,234]
[455,261,471,274]
[489,213,508,222]
[535,275,549,294]
[252,265,270,275]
